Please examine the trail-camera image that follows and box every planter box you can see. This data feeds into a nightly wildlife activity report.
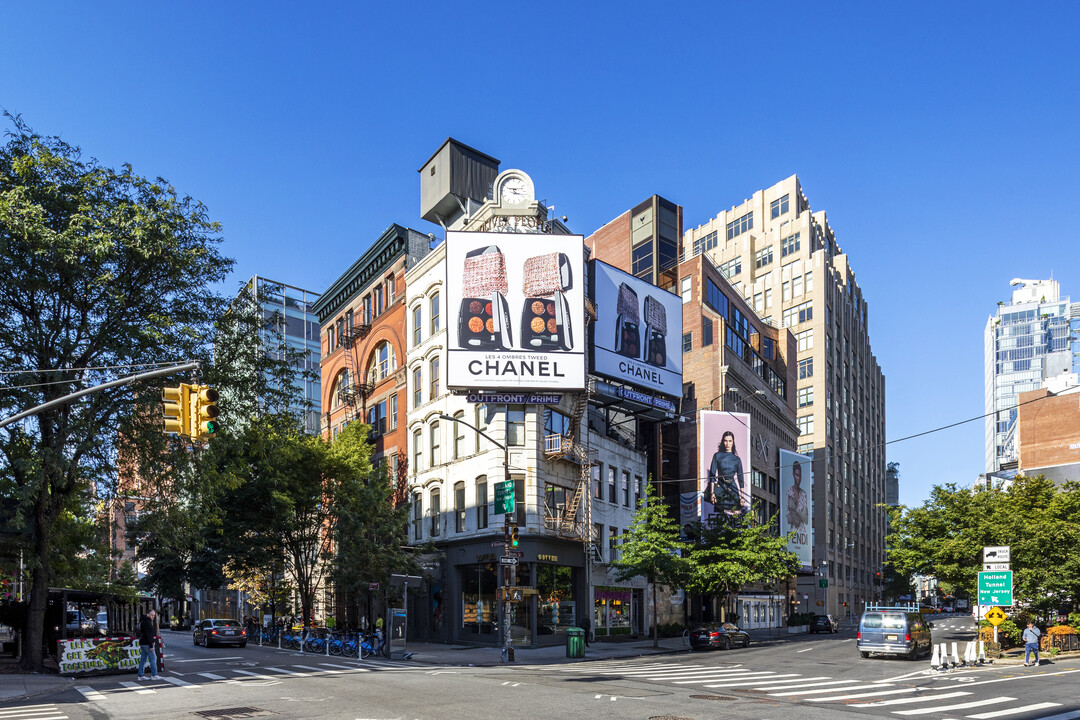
[787,625,808,634]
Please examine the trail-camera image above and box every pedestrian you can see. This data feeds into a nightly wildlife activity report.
[582,616,591,647]
[1023,620,1041,667]
[326,614,336,630]
[136,609,161,680]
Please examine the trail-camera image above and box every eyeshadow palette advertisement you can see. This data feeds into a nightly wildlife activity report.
[446,231,585,390]
[589,259,682,397]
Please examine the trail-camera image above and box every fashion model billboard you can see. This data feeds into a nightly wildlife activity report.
[589,260,683,397]
[780,449,813,569]
[446,231,585,390]
[698,410,751,524]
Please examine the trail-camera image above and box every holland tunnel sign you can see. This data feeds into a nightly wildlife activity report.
[978,570,1013,606]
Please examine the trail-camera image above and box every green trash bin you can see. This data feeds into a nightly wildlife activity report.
[566,627,585,658]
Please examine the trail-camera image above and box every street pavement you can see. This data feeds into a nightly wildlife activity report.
[1,615,1076,720]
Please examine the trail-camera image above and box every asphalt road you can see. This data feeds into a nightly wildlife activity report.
[3,616,1077,720]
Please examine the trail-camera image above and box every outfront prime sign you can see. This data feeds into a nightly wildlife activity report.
[589,260,682,397]
[445,232,585,390]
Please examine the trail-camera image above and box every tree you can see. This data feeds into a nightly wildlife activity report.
[887,477,1080,617]
[685,507,800,622]
[610,482,688,648]
[0,115,231,671]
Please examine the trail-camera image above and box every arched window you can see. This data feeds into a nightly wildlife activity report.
[366,341,396,383]
[453,410,465,459]
[430,420,441,466]
[331,370,350,410]
[430,357,440,399]
[430,292,441,334]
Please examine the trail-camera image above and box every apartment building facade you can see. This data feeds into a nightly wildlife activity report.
[683,175,887,619]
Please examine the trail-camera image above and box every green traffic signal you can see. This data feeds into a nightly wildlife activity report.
[510,526,520,547]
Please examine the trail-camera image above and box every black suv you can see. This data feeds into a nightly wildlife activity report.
[810,614,839,633]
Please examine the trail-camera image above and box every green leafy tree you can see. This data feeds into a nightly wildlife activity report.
[610,482,689,648]
[887,477,1080,617]
[685,506,800,623]
[0,115,231,671]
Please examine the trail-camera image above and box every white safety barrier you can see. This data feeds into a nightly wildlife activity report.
[978,640,988,664]
[951,642,960,667]
[931,643,941,669]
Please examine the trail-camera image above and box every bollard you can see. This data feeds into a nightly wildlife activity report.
[931,643,940,669]
[978,640,988,664]
[939,643,950,670]
[951,642,960,667]
[964,641,975,665]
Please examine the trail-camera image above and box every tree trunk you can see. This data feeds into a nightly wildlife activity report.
[652,579,659,649]
[20,533,53,672]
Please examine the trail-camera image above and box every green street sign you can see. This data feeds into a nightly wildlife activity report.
[494,479,515,514]
[978,570,1013,606]
[819,578,828,588]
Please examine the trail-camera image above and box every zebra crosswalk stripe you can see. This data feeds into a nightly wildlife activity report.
[770,683,894,697]
[295,664,345,674]
[807,687,917,702]
[966,703,1063,719]
[119,681,154,695]
[701,675,830,689]
[162,676,196,688]
[851,691,971,707]
[892,696,1015,716]
[197,672,226,680]
[673,672,780,685]
[74,686,106,702]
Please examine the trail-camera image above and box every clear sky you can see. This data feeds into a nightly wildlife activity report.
[5,2,1078,508]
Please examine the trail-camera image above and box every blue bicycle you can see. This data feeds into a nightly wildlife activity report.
[359,629,386,659]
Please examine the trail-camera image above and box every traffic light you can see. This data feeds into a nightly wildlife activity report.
[510,525,520,548]
[163,384,191,437]
[191,384,220,439]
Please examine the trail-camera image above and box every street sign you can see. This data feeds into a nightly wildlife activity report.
[819,579,828,588]
[984,606,1007,626]
[491,540,504,547]
[978,570,1013,606]
[506,550,525,558]
[983,562,1010,571]
[983,546,1010,563]
[499,557,518,566]
[494,479,515,514]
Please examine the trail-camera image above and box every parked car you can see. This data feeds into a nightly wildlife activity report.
[857,608,933,660]
[96,611,109,636]
[192,618,248,648]
[810,614,839,633]
[689,622,751,651]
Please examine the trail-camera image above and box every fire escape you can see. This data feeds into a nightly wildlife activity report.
[543,297,598,549]
[336,322,373,425]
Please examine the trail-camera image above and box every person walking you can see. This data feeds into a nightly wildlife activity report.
[136,609,161,680]
[1023,620,1042,667]
[582,616,591,647]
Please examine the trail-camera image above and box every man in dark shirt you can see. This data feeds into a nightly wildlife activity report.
[136,609,161,680]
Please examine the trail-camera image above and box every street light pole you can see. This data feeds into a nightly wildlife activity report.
[439,414,515,662]
[847,541,855,622]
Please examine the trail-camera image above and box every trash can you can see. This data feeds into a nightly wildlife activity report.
[566,627,585,658]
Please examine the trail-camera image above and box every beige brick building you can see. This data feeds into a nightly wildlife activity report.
[684,175,887,619]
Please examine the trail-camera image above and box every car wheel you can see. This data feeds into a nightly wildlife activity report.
[860,651,870,658]
[743,638,750,647]
[193,634,198,646]
[239,642,247,648]
[907,646,918,661]
[722,637,731,650]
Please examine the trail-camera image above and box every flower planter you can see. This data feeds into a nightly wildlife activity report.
[787,625,808,634]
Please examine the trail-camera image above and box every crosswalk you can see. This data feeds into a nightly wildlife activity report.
[548,659,1080,719]
[69,658,433,701]
[0,703,68,720]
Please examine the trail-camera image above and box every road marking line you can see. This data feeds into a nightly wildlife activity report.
[966,703,1062,719]
[174,656,243,662]
[119,680,155,694]
[1025,711,1080,720]
[808,687,918,702]
[319,662,367,671]
[163,676,196,689]
[770,683,894,697]
[852,691,971,707]
[893,696,1014,715]
[264,666,312,677]
[232,670,276,680]
[700,675,815,688]
[0,713,67,720]
[294,664,344,674]
[673,672,781,684]
[797,647,815,653]
[635,669,763,679]
[197,672,226,680]
[74,687,106,702]
[750,679,861,690]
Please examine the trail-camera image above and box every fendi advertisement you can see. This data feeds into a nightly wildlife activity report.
[446,231,585,390]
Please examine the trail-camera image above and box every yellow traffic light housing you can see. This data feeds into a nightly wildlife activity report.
[163,384,192,437]
[190,385,220,440]
[510,525,520,548]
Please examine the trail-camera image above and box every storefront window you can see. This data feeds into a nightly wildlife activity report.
[594,586,632,636]
[536,565,576,636]
[460,563,498,637]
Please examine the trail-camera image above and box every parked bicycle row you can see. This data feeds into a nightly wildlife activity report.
[245,626,389,658]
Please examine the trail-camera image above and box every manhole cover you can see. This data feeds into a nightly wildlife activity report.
[193,708,272,719]
[690,695,737,701]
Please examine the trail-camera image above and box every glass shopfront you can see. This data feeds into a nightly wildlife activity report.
[460,562,498,637]
[594,586,634,636]
[536,565,576,637]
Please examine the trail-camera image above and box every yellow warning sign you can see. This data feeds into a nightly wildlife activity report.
[984,606,1007,626]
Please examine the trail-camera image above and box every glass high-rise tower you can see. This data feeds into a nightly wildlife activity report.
[984,278,1076,473]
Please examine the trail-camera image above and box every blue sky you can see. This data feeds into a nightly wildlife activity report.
[5,2,1078,507]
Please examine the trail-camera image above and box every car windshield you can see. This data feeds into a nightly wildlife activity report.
[213,620,241,627]
[721,623,738,631]
[882,613,905,629]
[862,613,882,628]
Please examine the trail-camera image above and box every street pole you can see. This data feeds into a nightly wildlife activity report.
[439,414,515,663]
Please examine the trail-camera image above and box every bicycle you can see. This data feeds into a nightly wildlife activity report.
[359,629,387,659]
